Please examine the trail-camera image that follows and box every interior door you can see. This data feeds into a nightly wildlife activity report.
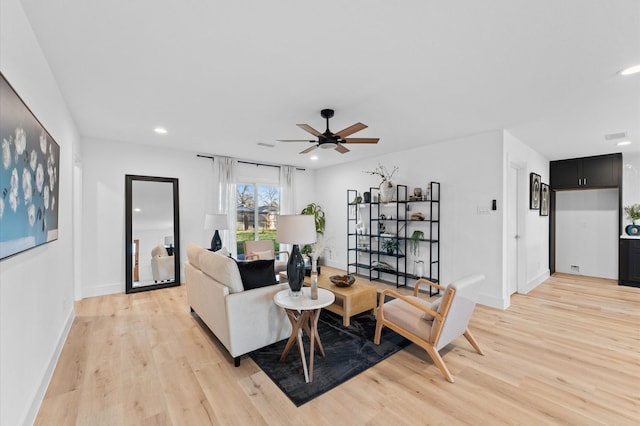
[507,164,519,295]
[133,239,139,282]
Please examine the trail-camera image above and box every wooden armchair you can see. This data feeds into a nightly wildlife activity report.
[243,240,290,274]
[374,274,485,383]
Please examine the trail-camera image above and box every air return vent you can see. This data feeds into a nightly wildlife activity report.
[604,132,627,141]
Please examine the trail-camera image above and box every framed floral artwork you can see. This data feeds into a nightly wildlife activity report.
[0,72,61,260]
[540,183,549,216]
[529,172,541,210]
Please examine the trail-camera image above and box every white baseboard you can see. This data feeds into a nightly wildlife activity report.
[477,293,509,310]
[83,281,123,298]
[520,270,550,294]
[24,307,74,425]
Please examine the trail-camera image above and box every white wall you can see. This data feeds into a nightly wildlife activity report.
[0,0,79,424]
[81,138,315,297]
[555,189,619,279]
[315,130,510,308]
[503,131,550,294]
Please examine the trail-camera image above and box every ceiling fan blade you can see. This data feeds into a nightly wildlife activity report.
[343,137,380,144]
[335,122,367,138]
[300,145,319,154]
[297,124,322,137]
[277,139,315,143]
[335,143,350,154]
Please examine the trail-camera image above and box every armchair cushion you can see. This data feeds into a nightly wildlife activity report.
[253,249,274,260]
[187,243,206,270]
[422,298,442,321]
[235,259,276,290]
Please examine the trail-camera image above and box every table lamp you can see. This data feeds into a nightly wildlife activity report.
[164,235,174,255]
[204,213,227,251]
[276,214,317,296]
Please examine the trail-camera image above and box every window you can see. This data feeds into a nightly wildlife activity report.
[236,183,280,258]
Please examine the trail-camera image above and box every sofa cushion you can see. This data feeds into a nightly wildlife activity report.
[235,259,276,290]
[151,244,169,258]
[199,249,244,293]
[187,243,206,269]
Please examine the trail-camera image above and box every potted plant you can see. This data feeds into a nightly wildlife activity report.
[624,204,640,225]
[382,238,399,255]
[300,203,325,262]
[363,163,399,202]
[409,230,424,257]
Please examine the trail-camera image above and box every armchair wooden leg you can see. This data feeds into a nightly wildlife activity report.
[463,328,484,355]
[373,319,384,344]
[424,346,454,383]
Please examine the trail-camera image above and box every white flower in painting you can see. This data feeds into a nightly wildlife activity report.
[22,168,33,204]
[9,168,19,212]
[2,138,11,169]
[40,131,47,153]
[27,204,36,227]
[35,163,44,192]
[14,127,26,155]
[30,150,38,170]
[51,195,55,211]
[50,167,56,192]
[0,198,4,219]
[44,185,49,210]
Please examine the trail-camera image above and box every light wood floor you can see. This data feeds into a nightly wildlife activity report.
[35,274,640,425]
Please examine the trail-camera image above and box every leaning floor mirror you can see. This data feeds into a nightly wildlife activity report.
[125,175,180,294]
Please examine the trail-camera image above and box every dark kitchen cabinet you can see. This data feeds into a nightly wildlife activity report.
[620,238,640,287]
[550,153,621,190]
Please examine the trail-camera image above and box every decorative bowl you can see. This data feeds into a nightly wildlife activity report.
[330,275,355,287]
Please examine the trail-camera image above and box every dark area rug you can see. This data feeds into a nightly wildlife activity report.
[248,309,410,406]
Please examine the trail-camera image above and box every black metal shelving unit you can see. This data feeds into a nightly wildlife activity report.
[347,182,440,295]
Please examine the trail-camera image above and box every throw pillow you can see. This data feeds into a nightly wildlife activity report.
[235,259,276,290]
[422,298,442,321]
[215,246,229,257]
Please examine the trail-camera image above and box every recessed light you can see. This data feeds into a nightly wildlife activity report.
[310,155,319,161]
[134,208,141,212]
[621,64,640,75]
[617,140,632,146]
[154,127,167,134]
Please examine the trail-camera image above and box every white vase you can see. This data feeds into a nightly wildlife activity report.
[379,181,395,202]
[634,219,640,226]
[414,260,425,278]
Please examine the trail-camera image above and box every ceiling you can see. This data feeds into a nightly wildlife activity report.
[20,0,640,169]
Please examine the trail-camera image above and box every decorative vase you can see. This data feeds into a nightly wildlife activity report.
[287,244,305,296]
[380,181,395,203]
[414,260,425,278]
[311,258,318,300]
[363,191,371,203]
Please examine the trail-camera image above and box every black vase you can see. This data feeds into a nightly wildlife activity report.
[363,191,371,203]
[287,244,305,294]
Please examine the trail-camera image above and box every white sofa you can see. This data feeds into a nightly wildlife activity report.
[185,243,292,366]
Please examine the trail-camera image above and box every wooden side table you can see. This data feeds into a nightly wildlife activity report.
[273,288,335,383]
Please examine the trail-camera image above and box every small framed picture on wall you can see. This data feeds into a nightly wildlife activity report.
[540,183,549,216]
[530,173,541,210]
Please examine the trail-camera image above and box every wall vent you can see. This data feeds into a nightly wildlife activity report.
[604,132,627,141]
[570,265,580,273]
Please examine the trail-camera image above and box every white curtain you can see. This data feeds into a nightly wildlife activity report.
[279,165,295,255]
[215,157,237,256]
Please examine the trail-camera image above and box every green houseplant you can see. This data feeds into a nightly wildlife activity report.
[382,238,399,255]
[300,203,325,255]
[409,230,424,256]
[624,204,640,224]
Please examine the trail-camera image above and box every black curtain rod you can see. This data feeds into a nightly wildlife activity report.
[196,154,305,171]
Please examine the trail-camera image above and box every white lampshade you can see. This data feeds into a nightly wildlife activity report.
[204,213,227,230]
[164,235,174,245]
[276,215,317,245]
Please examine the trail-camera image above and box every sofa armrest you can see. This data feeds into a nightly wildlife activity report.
[225,282,291,356]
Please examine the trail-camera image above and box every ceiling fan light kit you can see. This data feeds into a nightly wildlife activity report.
[278,108,380,155]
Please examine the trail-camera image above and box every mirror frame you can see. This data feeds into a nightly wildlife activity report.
[125,174,181,294]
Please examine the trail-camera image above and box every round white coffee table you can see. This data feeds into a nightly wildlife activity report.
[274,287,335,383]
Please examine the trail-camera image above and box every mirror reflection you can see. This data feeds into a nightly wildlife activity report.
[126,175,180,293]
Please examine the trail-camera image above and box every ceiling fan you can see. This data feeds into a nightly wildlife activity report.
[278,109,379,154]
